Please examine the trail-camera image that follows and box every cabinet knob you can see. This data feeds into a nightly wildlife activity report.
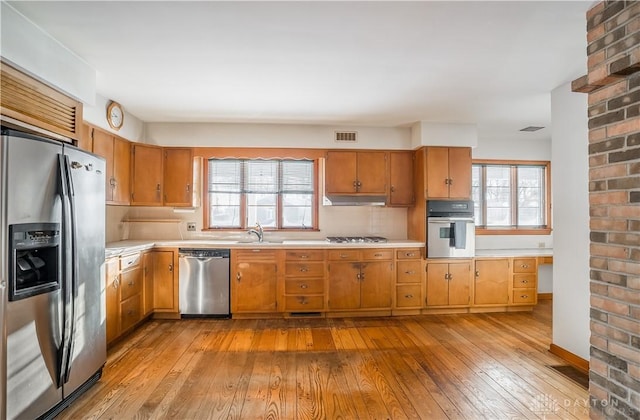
[299,267,308,272]
[298,297,308,305]
[109,177,117,187]
[169,264,173,272]
[405,270,415,275]
[404,294,414,299]
[522,280,528,284]
[521,264,529,268]
[299,255,309,259]
[520,295,529,299]
[300,284,308,289]
[236,272,241,282]
[128,281,134,286]
[390,186,396,193]
[475,270,480,277]
[340,254,349,259]
[186,184,191,193]
[374,253,382,257]
[405,252,415,257]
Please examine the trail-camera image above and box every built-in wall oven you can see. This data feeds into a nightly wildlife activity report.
[427,200,475,258]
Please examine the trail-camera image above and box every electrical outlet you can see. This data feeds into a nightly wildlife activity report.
[187,222,196,232]
[538,241,546,248]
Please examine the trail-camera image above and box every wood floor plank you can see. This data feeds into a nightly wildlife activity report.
[57,301,589,420]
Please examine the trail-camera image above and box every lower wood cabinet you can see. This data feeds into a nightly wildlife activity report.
[231,249,280,313]
[394,248,423,310]
[327,249,393,311]
[283,250,326,313]
[473,258,510,306]
[512,257,538,305]
[105,257,120,344]
[425,260,472,307]
[150,249,178,312]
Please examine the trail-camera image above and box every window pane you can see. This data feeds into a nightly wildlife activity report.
[282,193,313,228]
[282,160,314,192]
[517,166,545,226]
[471,165,482,225]
[245,161,278,193]
[210,205,240,228]
[209,159,242,227]
[485,166,511,226]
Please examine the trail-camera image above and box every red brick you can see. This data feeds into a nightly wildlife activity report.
[590,127,608,142]
[590,154,608,167]
[591,333,609,349]
[609,314,640,332]
[608,341,640,363]
[588,79,627,105]
[590,163,628,180]
[590,218,628,231]
[591,357,610,377]
[591,295,630,315]
[610,206,640,217]
[587,2,605,20]
[591,243,629,259]
[630,363,640,381]
[609,286,640,306]
[629,277,640,290]
[590,206,610,217]
[608,260,640,277]
[588,23,606,44]
[607,117,640,137]
[589,49,607,70]
[591,280,609,295]
[589,191,629,204]
[631,305,640,320]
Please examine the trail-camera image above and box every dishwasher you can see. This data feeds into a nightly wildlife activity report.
[179,248,230,317]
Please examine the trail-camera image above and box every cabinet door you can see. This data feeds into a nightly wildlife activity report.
[152,251,177,311]
[105,258,120,344]
[131,144,163,205]
[327,262,360,310]
[426,263,449,306]
[474,259,509,305]
[389,151,414,205]
[142,252,154,316]
[112,137,131,205]
[233,262,278,312]
[91,129,115,202]
[426,147,450,198]
[448,147,472,199]
[356,151,387,194]
[163,148,193,206]
[78,123,93,152]
[448,262,471,306]
[360,261,393,309]
[325,151,357,194]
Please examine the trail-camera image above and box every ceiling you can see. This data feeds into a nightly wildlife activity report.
[8,1,592,141]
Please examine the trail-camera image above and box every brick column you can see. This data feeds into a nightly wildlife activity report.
[572,1,640,419]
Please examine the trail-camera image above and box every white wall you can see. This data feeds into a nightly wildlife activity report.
[411,121,478,148]
[145,122,411,149]
[550,81,589,360]
[0,2,95,104]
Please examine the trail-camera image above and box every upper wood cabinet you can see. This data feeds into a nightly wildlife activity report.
[91,126,131,205]
[325,151,387,195]
[131,144,163,206]
[388,151,414,206]
[163,148,194,207]
[425,147,472,199]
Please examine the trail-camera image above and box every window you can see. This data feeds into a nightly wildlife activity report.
[207,158,316,229]
[472,160,550,234]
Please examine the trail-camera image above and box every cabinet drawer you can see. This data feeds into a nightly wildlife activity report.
[285,250,325,261]
[396,248,422,260]
[285,278,324,294]
[396,285,422,308]
[120,252,141,270]
[285,262,325,277]
[361,249,393,260]
[234,249,278,261]
[328,250,359,261]
[285,295,324,311]
[513,274,536,288]
[512,289,537,304]
[513,258,536,273]
[120,268,142,301]
[397,261,423,283]
[120,294,142,331]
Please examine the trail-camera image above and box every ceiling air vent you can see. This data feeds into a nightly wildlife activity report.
[335,131,358,142]
[519,126,545,132]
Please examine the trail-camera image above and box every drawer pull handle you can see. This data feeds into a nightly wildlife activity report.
[405,252,415,257]
[298,297,308,304]
[169,264,173,272]
[405,270,415,275]
[300,284,308,289]
[521,264,529,268]
[128,281,134,286]
[340,254,349,259]
[236,272,241,282]
[522,280,528,284]
[374,253,383,257]
[127,260,134,266]
[520,295,529,298]
[405,294,414,299]
[300,255,309,259]
[299,267,308,272]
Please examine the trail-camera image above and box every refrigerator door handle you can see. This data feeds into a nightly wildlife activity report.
[57,155,77,385]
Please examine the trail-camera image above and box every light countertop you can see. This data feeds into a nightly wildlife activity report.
[475,248,553,257]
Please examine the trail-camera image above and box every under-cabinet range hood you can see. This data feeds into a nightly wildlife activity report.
[324,195,387,206]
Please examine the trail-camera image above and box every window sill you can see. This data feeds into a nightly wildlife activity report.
[475,227,552,236]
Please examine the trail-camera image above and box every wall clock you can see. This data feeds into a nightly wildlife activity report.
[106,101,124,130]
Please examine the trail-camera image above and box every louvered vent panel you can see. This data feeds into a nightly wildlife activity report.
[335,131,357,142]
[1,62,82,141]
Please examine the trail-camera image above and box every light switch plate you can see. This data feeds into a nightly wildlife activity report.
[187,222,196,231]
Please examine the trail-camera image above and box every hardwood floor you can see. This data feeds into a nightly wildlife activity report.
[59,301,590,419]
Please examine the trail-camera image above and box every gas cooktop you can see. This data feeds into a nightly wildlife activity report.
[326,236,388,243]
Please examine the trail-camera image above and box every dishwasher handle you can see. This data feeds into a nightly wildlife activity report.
[179,248,230,259]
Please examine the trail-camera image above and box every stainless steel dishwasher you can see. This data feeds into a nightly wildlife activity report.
[179,248,230,317]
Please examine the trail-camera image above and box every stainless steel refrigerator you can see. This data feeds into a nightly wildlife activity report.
[0,128,106,419]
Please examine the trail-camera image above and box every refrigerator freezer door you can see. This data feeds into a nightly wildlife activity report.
[61,145,106,398]
[4,135,63,419]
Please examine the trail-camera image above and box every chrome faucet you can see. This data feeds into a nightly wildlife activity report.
[247,222,264,242]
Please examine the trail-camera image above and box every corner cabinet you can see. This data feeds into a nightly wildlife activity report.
[325,151,387,195]
[425,147,472,199]
[131,144,163,206]
[231,249,280,314]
